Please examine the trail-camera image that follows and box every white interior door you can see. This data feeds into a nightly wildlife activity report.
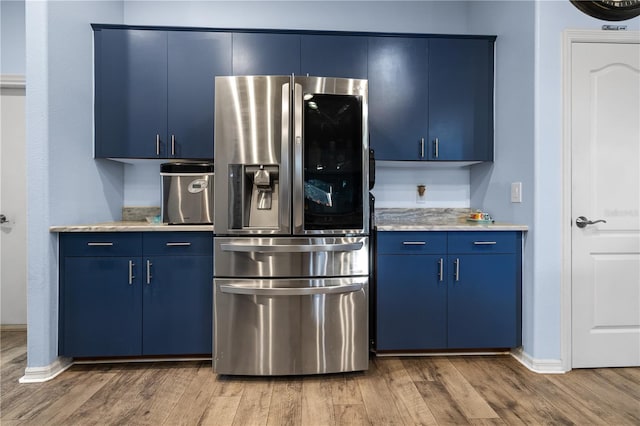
[571,41,640,368]
[0,77,28,327]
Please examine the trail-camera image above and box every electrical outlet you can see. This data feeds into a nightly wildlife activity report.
[511,182,522,203]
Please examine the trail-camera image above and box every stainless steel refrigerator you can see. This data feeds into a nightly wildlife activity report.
[213,75,370,375]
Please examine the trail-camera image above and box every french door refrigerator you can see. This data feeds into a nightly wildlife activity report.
[213,75,370,375]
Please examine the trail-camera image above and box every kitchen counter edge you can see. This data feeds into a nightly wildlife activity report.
[375,222,528,231]
[50,222,214,232]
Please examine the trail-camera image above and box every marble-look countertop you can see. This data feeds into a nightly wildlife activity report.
[50,222,214,232]
[375,208,528,231]
[50,208,528,233]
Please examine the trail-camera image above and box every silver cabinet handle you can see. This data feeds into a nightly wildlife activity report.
[220,282,364,296]
[575,216,607,228]
[146,260,152,285]
[473,241,497,245]
[220,242,363,253]
[434,137,439,158]
[420,138,425,158]
[166,242,192,247]
[87,242,113,246]
[402,241,426,246]
[156,134,160,156]
[171,134,175,156]
[454,258,460,282]
[128,260,135,285]
[438,258,444,282]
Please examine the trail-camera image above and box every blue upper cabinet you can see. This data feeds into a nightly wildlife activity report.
[368,36,495,162]
[94,26,494,161]
[232,32,301,75]
[94,27,231,159]
[368,37,429,161]
[168,32,232,159]
[96,29,167,158]
[301,35,367,79]
[427,38,494,161]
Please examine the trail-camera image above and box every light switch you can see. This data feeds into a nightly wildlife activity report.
[511,182,522,203]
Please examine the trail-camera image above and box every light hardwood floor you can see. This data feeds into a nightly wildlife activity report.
[2,331,639,425]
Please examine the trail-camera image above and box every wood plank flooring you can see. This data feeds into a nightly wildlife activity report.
[2,331,639,425]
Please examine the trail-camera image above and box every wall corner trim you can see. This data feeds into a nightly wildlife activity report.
[510,347,567,374]
[19,357,73,383]
[0,74,26,89]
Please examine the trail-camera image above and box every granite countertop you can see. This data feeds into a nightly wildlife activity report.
[50,207,527,233]
[49,207,213,232]
[49,222,214,232]
[375,208,528,231]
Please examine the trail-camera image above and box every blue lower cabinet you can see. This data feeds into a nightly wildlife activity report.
[59,232,213,358]
[143,255,212,355]
[376,231,522,351]
[62,257,142,357]
[447,254,519,348]
[377,254,446,350]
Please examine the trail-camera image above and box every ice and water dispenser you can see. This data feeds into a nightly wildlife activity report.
[228,164,280,229]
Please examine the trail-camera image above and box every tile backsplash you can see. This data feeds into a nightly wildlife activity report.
[122,160,472,209]
[122,206,160,221]
[372,161,471,208]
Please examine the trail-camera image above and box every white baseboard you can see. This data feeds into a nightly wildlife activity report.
[19,357,73,383]
[511,347,567,374]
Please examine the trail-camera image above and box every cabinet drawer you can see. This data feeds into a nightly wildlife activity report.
[377,231,447,254]
[143,232,213,256]
[448,231,518,254]
[60,233,142,257]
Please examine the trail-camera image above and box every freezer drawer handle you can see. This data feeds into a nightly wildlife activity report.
[220,242,363,253]
[402,241,426,246]
[87,242,113,246]
[166,242,192,247]
[220,282,364,296]
[473,241,497,245]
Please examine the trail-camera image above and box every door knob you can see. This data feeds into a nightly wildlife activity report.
[575,216,607,228]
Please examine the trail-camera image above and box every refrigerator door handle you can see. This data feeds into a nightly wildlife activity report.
[220,242,364,253]
[293,81,304,234]
[220,282,364,296]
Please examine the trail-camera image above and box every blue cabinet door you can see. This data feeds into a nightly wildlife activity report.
[377,254,447,350]
[96,29,168,158]
[61,257,142,357]
[368,37,429,161]
[427,38,494,161]
[142,255,213,355]
[168,31,231,159]
[301,35,367,79]
[232,33,301,75]
[447,254,519,348]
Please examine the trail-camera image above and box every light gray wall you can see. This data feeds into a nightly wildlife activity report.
[532,1,639,360]
[467,1,536,356]
[123,0,470,32]
[25,0,124,368]
[1,0,26,75]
